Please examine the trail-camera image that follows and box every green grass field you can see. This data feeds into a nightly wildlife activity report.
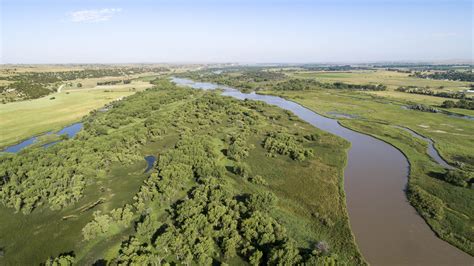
[0,78,156,149]
[292,70,471,91]
[0,90,133,148]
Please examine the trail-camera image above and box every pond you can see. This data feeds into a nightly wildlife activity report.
[144,155,156,173]
[2,122,84,153]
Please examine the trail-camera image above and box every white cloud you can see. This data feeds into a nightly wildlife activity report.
[69,8,122,23]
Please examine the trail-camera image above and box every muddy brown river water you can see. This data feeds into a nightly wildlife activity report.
[173,77,473,265]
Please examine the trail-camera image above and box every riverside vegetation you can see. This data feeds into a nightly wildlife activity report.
[178,67,474,256]
[0,79,363,264]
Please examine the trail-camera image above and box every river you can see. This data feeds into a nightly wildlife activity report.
[172,77,473,265]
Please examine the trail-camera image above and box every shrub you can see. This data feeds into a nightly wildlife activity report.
[441,170,471,187]
[408,186,445,220]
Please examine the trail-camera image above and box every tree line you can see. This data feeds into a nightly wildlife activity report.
[410,70,474,82]
[441,99,474,110]
[396,86,471,100]
[271,79,387,91]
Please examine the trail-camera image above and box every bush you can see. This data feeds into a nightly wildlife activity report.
[441,170,471,187]
[232,162,251,178]
[263,131,313,161]
[408,186,445,220]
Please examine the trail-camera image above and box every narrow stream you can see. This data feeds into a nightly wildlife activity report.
[172,77,473,265]
[394,125,454,169]
[1,122,84,153]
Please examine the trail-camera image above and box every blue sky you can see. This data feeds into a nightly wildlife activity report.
[1,0,472,63]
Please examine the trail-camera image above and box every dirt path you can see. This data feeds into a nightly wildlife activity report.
[57,84,65,93]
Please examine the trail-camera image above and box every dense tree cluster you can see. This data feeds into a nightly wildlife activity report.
[82,205,134,241]
[239,70,286,82]
[0,68,168,84]
[0,81,52,100]
[226,133,253,161]
[0,80,191,214]
[386,68,412,73]
[410,70,474,82]
[329,82,387,91]
[263,131,314,161]
[271,79,323,91]
[376,64,469,71]
[270,79,386,91]
[441,99,474,110]
[440,169,473,187]
[97,79,132,86]
[44,254,75,266]
[301,65,371,71]
[178,70,286,92]
[112,133,332,265]
[406,104,440,113]
[396,86,471,100]
[408,185,445,220]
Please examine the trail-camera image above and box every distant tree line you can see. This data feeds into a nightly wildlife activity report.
[441,99,474,110]
[179,70,286,92]
[271,79,387,91]
[406,104,440,113]
[410,70,474,82]
[396,86,471,99]
[97,79,132,86]
[376,64,471,71]
[300,65,372,71]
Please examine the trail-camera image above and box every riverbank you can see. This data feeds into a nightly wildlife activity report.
[173,77,474,263]
[260,89,474,257]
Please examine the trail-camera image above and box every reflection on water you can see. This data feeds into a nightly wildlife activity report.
[2,122,83,153]
[144,155,156,173]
